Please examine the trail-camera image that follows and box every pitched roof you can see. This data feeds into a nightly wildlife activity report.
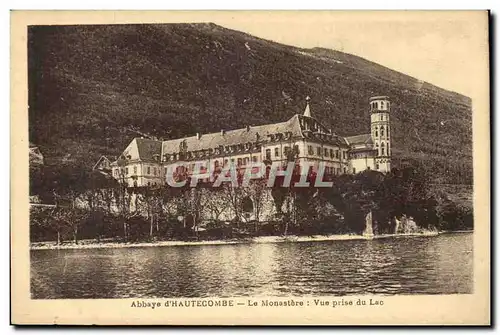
[345,133,372,145]
[135,138,163,161]
[161,114,304,155]
[92,155,112,170]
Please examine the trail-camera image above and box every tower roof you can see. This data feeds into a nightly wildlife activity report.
[369,96,390,101]
[303,96,311,117]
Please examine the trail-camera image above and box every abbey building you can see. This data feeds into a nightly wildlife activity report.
[110,96,392,187]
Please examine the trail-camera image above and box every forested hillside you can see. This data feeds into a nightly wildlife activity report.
[28,23,473,184]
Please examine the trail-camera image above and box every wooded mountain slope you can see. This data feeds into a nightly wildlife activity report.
[28,23,472,183]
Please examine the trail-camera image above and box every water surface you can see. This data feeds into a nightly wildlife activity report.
[31,232,473,298]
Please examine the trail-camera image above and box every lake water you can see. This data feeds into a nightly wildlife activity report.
[31,232,473,299]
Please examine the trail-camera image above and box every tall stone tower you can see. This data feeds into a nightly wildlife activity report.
[370,96,391,172]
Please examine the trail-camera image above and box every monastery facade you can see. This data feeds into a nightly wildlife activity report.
[110,96,392,187]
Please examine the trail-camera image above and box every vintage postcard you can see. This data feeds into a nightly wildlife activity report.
[11,10,490,325]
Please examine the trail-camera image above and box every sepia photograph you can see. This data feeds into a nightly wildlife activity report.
[12,10,490,325]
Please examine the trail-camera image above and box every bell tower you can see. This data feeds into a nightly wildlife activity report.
[370,96,391,172]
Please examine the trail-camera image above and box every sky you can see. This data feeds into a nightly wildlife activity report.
[211,11,488,98]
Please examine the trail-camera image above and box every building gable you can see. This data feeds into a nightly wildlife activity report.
[92,156,112,171]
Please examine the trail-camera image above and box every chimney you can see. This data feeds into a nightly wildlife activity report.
[246,125,250,132]
[196,133,201,140]
[221,129,225,136]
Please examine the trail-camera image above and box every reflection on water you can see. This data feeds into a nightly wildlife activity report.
[31,233,473,299]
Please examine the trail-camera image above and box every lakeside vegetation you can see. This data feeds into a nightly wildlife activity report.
[30,164,473,247]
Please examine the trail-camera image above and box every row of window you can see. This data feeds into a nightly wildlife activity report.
[191,155,261,172]
[371,101,390,110]
[374,142,390,156]
[113,165,160,177]
[306,145,346,160]
[374,125,390,138]
[264,145,299,161]
[323,166,347,175]
[164,143,262,161]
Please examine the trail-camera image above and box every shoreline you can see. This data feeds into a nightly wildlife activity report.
[30,230,472,250]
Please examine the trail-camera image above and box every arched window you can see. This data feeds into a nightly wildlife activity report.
[381,126,384,137]
[381,142,386,156]
[375,127,378,137]
[381,114,384,121]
